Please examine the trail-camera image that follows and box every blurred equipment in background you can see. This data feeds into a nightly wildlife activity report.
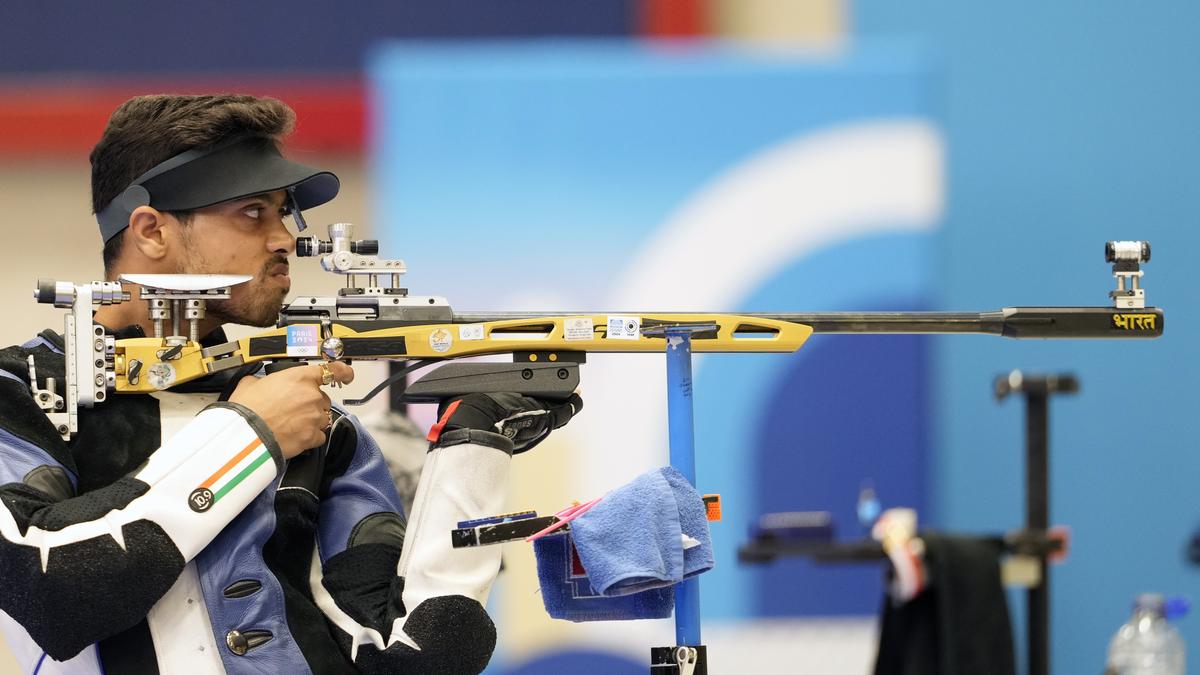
[857,482,882,533]
[740,370,1081,675]
[994,370,1079,675]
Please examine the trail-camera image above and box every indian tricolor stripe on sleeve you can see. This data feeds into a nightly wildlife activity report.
[187,438,271,513]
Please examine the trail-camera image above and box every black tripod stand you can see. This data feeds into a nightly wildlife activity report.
[995,371,1078,675]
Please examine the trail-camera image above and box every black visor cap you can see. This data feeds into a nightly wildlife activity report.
[97,135,339,243]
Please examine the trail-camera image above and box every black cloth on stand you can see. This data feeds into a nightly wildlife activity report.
[874,533,1016,675]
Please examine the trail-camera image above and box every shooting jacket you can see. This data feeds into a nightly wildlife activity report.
[0,328,504,674]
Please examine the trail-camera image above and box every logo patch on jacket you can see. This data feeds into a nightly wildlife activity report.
[189,488,215,513]
[189,438,270,513]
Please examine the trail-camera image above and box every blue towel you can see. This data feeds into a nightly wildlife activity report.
[532,532,674,622]
[570,466,715,597]
[661,466,716,581]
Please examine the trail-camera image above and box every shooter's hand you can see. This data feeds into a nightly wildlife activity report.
[229,362,355,458]
[431,392,583,454]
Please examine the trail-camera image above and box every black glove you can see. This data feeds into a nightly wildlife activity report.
[430,392,583,454]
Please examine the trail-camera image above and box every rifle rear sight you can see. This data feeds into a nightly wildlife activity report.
[295,222,406,296]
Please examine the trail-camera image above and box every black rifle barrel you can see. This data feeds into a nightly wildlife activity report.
[451,307,1164,339]
[754,311,1004,334]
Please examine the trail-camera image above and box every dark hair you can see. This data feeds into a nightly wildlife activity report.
[92,94,296,276]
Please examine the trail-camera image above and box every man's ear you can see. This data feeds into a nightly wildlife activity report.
[125,206,172,262]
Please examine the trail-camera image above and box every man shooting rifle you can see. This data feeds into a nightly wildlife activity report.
[0,94,578,674]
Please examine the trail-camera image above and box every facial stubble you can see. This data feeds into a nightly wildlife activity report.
[179,232,287,328]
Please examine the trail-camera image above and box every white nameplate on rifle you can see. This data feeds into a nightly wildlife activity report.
[564,317,594,341]
[606,316,640,340]
[459,324,485,341]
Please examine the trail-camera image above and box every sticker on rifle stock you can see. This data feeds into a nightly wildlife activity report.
[564,317,594,341]
[429,328,454,353]
[147,363,176,390]
[286,325,319,357]
[459,324,485,341]
[606,316,641,340]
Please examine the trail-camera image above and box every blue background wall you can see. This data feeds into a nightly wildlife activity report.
[857,1,1200,671]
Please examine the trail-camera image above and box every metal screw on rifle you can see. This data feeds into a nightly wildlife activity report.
[322,337,345,360]
[522,369,533,380]
[557,368,569,380]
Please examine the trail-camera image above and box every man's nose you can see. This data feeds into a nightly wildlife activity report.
[267,217,296,255]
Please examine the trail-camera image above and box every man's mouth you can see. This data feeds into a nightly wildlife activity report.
[269,263,290,288]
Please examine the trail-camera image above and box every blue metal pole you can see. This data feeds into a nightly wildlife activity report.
[665,327,701,647]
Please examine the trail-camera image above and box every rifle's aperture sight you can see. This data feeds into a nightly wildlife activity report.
[297,236,378,258]
[282,222,453,322]
[296,237,328,257]
[297,223,404,285]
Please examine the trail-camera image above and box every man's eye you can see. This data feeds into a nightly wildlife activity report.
[243,207,261,219]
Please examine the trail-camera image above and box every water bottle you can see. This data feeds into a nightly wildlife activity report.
[1106,594,1187,675]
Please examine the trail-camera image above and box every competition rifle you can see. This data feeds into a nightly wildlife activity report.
[32,225,1160,439]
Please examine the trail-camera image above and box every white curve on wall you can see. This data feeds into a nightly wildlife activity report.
[565,117,945,500]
